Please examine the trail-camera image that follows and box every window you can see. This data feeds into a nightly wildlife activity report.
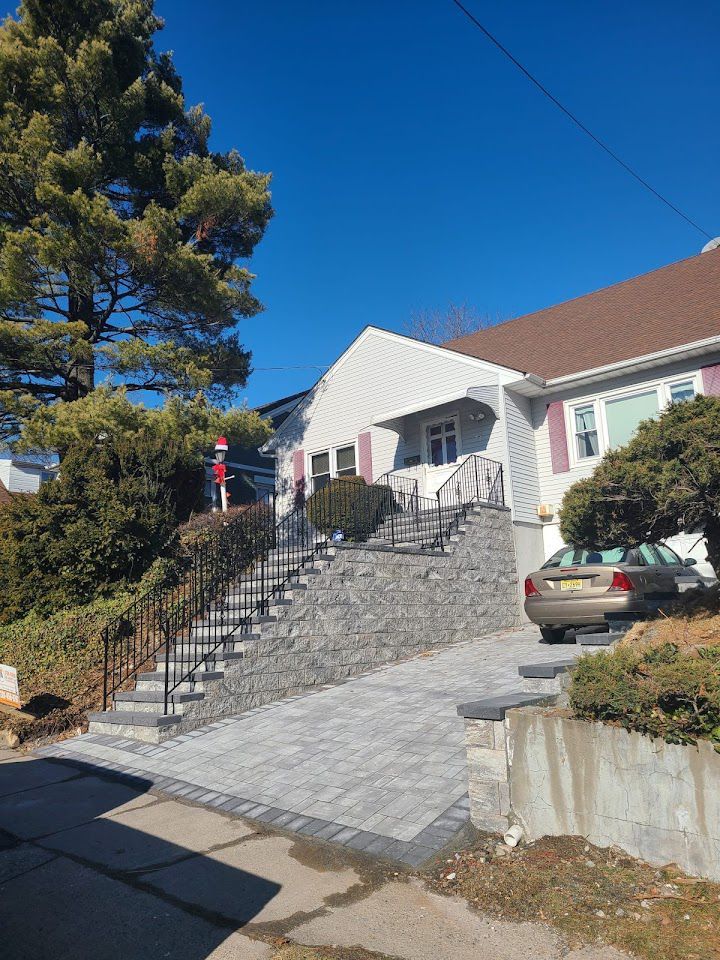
[335,445,356,477]
[573,404,599,459]
[567,372,701,463]
[669,380,695,404]
[638,544,657,566]
[605,390,659,450]
[310,451,331,493]
[425,417,459,466]
[654,543,683,566]
[542,546,629,568]
[309,444,357,493]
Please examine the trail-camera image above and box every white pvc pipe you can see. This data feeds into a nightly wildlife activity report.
[503,824,523,847]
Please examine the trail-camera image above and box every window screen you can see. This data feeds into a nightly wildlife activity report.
[335,445,356,477]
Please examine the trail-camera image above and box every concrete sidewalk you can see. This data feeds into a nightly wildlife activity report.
[0,752,628,960]
[39,626,578,864]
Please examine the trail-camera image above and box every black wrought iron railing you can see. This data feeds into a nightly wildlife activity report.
[102,494,276,712]
[435,455,504,539]
[101,454,505,716]
[374,471,419,504]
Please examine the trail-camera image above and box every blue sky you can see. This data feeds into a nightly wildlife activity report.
[13,1,720,407]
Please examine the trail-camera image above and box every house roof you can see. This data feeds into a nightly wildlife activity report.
[254,390,308,418]
[444,248,720,381]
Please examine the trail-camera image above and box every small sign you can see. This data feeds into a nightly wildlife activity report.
[0,664,20,709]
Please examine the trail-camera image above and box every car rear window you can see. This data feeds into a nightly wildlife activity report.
[542,546,628,569]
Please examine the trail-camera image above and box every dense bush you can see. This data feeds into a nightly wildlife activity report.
[0,432,205,622]
[569,643,720,749]
[306,476,390,540]
[560,395,720,572]
[0,591,134,742]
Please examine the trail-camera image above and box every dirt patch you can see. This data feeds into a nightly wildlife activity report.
[621,585,720,651]
[425,834,720,960]
[269,945,400,960]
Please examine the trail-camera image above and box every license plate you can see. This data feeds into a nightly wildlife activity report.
[560,578,583,591]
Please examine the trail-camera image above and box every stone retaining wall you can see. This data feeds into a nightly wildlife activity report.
[183,503,520,726]
[463,703,720,883]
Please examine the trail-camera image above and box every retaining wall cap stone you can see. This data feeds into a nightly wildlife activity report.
[518,659,576,679]
[457,691,552,721]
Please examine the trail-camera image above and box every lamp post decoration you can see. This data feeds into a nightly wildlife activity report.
[213,436,234,513]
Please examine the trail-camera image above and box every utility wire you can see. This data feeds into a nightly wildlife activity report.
[449,0,712,240]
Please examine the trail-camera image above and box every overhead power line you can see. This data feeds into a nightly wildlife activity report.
[449,0,712,240]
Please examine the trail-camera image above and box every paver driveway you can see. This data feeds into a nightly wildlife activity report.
[42,625,577,864]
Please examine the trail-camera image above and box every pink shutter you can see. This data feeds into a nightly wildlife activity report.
[701,363,720,396]
[357,432,374,482]
[292,449,305,484]
[547,402,570,474]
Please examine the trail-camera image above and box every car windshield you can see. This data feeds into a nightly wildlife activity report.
[542,546,629,569]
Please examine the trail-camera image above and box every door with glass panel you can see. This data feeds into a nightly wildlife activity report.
[426,418,458,467]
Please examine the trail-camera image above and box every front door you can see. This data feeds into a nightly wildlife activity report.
[422,416,460,496]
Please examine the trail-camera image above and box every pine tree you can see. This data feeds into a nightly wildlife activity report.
[0,0,273,441]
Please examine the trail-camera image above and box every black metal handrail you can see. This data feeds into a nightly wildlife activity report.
[102,455,505,717]
[102,494,275,712]
[374,470,419,505]
[435,455,504,542]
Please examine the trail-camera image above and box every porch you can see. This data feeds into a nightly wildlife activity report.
[371,385,502,499]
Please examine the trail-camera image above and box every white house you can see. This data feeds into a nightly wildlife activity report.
[0,449,58,495]
[262,248,720,587]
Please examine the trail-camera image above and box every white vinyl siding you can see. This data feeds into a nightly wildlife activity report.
[272,330,517,513]
[503,389,541,525]
[532,355,718,559]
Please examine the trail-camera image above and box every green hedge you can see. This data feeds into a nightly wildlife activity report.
[306,476,391,541]
[569,644,720,749]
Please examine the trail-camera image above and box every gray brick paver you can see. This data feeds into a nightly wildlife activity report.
[48,625,576,847]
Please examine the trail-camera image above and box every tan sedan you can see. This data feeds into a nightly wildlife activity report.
[524,543,701,643]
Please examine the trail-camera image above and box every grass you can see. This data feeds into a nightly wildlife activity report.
[426,834,720,960]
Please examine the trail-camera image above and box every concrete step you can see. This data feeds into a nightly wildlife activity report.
[154,650,243,672]
[112,690,204,713]
[87,710,183,743]
[135,669,223,691]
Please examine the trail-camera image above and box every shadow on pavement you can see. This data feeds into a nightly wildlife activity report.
[0,758,280,960]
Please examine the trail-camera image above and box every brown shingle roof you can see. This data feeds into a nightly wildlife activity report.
[444,249,720,380]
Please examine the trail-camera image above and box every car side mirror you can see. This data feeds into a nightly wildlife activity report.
[683,557,697,567]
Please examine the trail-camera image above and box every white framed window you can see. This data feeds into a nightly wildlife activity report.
[572,403,600,460]
[566,371,701,466]
[422,414,461,467]
[308,443,357,493]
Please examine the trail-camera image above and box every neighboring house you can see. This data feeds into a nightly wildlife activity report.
[263,248,720,588]
[205,390,307,507]
[0,449,58,494]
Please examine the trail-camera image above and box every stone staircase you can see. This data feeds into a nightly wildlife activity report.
[89,502,519,743]
[88,542,335,741]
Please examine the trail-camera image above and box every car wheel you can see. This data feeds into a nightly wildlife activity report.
[540,626,567,644]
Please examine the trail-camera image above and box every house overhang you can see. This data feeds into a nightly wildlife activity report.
[369,386,500,437]
[506,334,720,398]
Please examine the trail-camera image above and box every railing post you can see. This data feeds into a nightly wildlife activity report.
[473,455,480,502]
[436,498,444,551]
[499,464,505,505]
[102,627,109,710]
[389,491,396,546]
[163,616,171,715]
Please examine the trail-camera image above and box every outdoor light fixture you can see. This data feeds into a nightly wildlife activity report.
[214,436,228,463]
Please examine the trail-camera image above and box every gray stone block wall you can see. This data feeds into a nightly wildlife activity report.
[182,504,520,727]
